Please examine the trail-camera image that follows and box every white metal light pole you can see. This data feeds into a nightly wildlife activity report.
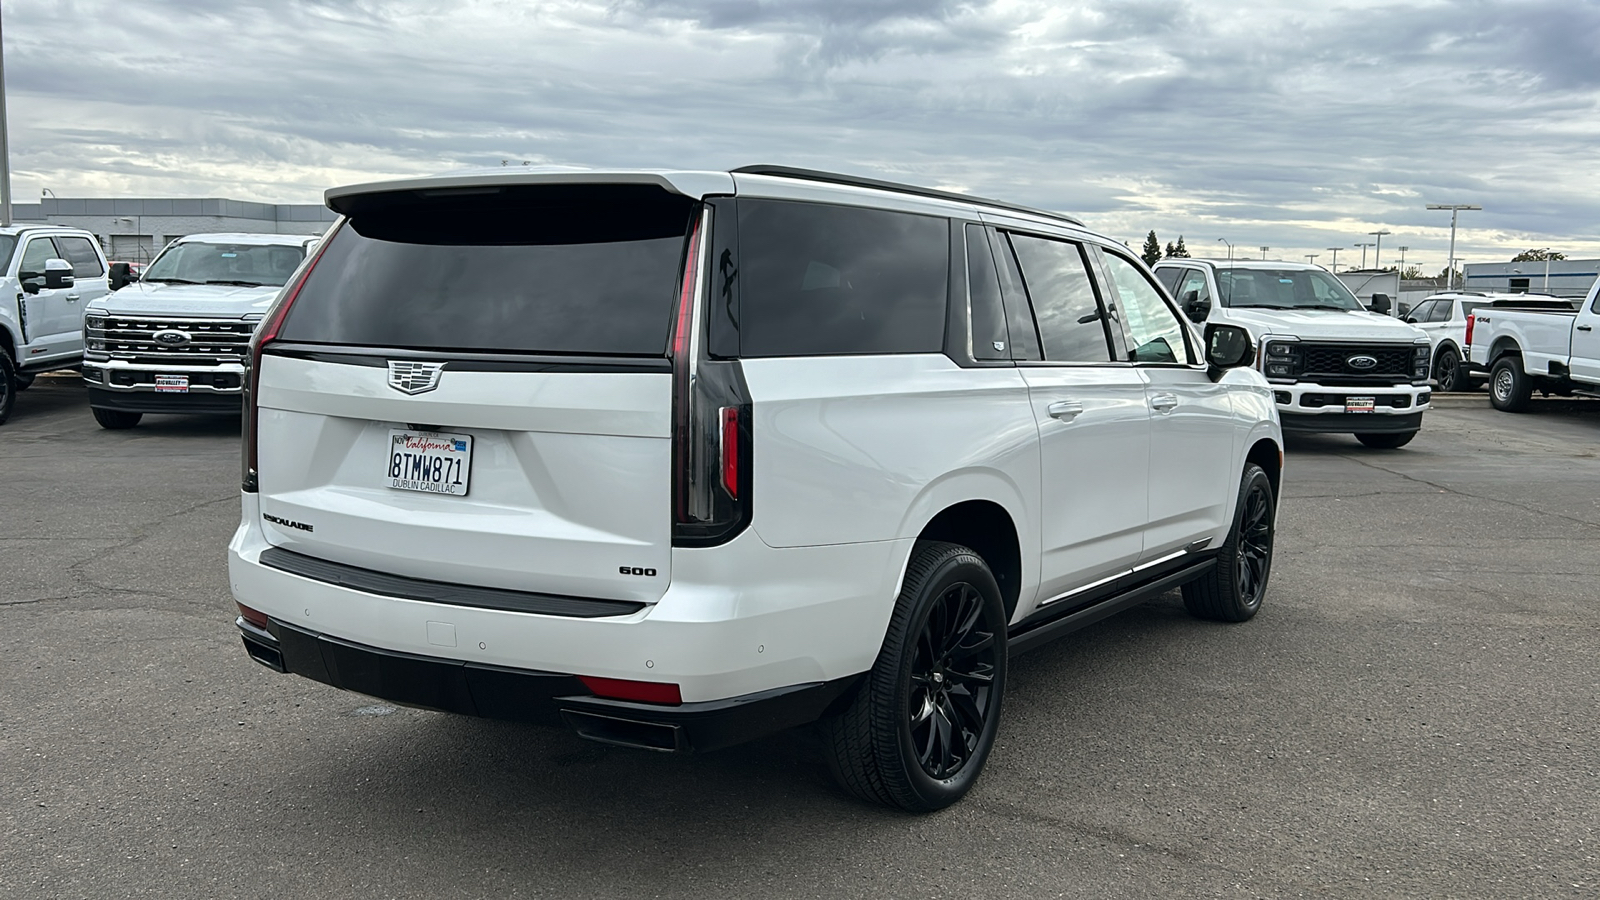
[1306,253,1319,265]
[1216,237,1233,264]
[1326,247,1344,272]
[1259,246,1270,259]
[1368,229,1392,270]
[0,3,12,227]
[1535,248,1551,292]
[1426,203,1481,290]
[1355,242,1375,269]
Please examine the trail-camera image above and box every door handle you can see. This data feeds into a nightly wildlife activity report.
[1047,400,1084,421]
[1150,392,1179,412]
[66,294,81,301]
[1579,325,1594,332]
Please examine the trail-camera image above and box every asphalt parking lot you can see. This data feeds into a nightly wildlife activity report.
[2,379,1597,899]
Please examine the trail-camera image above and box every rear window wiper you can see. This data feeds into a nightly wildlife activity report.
[204,279,268,287]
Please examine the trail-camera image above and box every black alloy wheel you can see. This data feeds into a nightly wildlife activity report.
[907,580,1000,780]
[0,347,16,426]
[1434,347,1462,393]
[1183,463,1275,622]
[822,540,1007,812]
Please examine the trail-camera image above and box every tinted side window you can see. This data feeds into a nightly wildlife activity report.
[1407,300,1436,323]
[1007,234,1111,363]
[1428,301,1452,323]
[19,237,57,278]
[1155,266,1185,294]
[737,200,948,357]
[965,224,1009,361]
[55,236,104,277]
[1102,251,1192,364]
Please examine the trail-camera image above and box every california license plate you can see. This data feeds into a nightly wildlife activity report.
[1346,396,1376,413]
[387,429,472,496]
[154,374,189,393]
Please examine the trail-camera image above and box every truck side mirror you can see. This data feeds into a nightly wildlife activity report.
[1370,293,1393,315]
[1204,323,1253,381]
[109,261,138,291]
[44,258,75,290]
[1181,289,1211,324]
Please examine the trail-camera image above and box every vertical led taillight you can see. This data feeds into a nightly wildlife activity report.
[670,204,752,547]
[241,221,341,492]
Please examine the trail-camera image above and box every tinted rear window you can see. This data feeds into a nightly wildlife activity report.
[277,184,695,355]
[736,199,948,357]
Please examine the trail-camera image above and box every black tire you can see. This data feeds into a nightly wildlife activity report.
[1183,464,1275,623]
[822,540,1007,812]
[92,407,142,429]
[1355,430,1417,449]
[14,371,35,391]
[1489,357,1532,412]
[1433,347,1464,393]
[0,347,15,426]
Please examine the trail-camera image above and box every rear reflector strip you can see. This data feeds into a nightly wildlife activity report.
[720,405,739,499]
[578,676,684,705]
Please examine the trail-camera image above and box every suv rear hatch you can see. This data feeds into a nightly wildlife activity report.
[249,183,699,604]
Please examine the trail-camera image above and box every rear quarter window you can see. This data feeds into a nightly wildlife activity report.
[735,199,948,357]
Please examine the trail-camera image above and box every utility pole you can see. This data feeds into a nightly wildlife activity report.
[1326,247,1344,273]
[1355,242,1375,269]
[0,4,12,227]
[1426,203,1481,290]
[1368,229,1392,270]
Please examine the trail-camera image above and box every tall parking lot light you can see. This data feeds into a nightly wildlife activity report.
[1326,247,1344,272]
[1355,242,1375,269]
[1306,253,1320,265]
[1216,237,1233,264]
[1426,203,1481,290]
[1369,229,1392,270]
[0,6,12,227]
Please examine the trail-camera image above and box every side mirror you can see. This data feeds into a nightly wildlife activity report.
[109,261,138,291]
[44,258,75,290]
[1181,289,1211,324]
[1404,316,1418,324]
[1370,293,1393,315]
[1204,323,1254,380]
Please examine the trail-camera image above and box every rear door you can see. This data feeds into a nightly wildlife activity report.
[1001,230,1150,603]
[255,183,698,604]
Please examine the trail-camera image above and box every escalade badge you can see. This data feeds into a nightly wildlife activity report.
[1346,355,1378,370]
[152,329,191,346]
[387,360,445,395]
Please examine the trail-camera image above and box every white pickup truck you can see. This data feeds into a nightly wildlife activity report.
[1153,258,1433,448]
[81,233,319,428]
[1467,283,1600,411]
[0,224,113,425]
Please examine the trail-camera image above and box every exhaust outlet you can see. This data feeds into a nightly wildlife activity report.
[561,709,689,753]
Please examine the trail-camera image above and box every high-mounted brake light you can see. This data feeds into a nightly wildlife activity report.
[242,222,341,492]
[578,676,683,705]
[1464,314,1476,349]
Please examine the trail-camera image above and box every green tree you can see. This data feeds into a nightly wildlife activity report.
[1140,231,1162,267]
[1165,235,1190,258]
[1401,265,1425,280]
[1510,248,1566,262]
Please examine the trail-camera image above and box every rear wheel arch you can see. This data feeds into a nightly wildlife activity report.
[1489,338,1522,366]
[914,500,1023,623]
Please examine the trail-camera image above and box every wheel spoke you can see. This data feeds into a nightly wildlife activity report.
[948,630,994,662]
[948,687,987,741]
[933,704,956,776]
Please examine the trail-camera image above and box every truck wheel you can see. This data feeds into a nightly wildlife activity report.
[92,408,143,429]
[1356,431,1417,449]
[1183,463,1274,623]
[0,347,15,426]
[1489,357,1532,412]
[1433,348,1463,393]
[821,541,1007,812]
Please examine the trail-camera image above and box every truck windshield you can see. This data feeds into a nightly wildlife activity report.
[143,242,307,287]
[1217,269,1363,310]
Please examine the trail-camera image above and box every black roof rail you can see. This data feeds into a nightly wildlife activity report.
[731,165,1084,227]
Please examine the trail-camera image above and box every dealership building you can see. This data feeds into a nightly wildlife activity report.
[1462,258,1599,300]
[11,197,337,264]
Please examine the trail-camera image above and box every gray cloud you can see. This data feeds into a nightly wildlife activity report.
[3,0,1597,268]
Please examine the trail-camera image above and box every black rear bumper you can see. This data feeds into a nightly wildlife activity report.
[89,387,242,415]
[237,617,860,753]
[1280,411,1424,435]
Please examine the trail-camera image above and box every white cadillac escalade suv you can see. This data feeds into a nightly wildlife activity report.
[229,166,1283,811]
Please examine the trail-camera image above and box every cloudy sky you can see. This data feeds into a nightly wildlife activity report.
[6,0,1599,272]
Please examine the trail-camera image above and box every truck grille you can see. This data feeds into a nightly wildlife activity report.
[1297,343,1414,385]
[85,315,254,364]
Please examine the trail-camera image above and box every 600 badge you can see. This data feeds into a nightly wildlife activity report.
[619,566,658,577]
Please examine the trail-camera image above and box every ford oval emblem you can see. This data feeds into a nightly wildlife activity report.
[1346,354,1378,370]
[152,329,192,346]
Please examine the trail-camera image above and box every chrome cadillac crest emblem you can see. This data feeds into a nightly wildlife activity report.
[152,329,191,346]
[387,360,445,395]
[1346,354,1379,370]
